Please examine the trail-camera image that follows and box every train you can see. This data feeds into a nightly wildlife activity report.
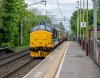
[30,23,67,57]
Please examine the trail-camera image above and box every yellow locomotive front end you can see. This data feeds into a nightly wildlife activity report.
[30,24,52,57]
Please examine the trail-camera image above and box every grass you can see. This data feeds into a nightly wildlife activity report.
[13,45,29,52]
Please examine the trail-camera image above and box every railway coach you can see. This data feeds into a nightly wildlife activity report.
[30,23,67,57]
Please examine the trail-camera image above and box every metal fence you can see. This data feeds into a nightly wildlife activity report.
[89,40,100,67]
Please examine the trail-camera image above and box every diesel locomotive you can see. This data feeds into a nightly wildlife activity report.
[30,23,67,57]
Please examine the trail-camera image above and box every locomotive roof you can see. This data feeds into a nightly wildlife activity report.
[31,23,66,33]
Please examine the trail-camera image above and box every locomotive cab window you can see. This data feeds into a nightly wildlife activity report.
[38,25,46,30]
[46,26,52,32]
[31,24,53,32]
[31,26,39,32]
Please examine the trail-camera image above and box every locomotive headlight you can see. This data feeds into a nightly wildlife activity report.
[31,42,34,44]
[31,42,35,44]
[39,41,42,44]
[45,44,47,47]
[48,42,50,44]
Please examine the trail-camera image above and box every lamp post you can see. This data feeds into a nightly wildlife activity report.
[92,0,97,53]
[20,0,47,45]
[76,1,79,42]
[79,0,82,45]
[86,0,88,39]
[85,0,89,56]
[83,0,85,41]
[82,0,85,50]
[83,0,85,22]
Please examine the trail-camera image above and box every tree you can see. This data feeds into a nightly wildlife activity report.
[97,0,100,25]
[53,22,66,30]
[70,9,93,36]
[1,0,35,47]
[0,0,4,29]
[0,0,4,43]
[36,15,52,25]
[70,10,77,35]
[59,22,65,30]
[0,0,52,48]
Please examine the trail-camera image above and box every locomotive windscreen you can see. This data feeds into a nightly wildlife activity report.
[31,25,52,32]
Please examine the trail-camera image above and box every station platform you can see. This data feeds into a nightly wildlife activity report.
[23,41,100,78]
[55,41,100,78]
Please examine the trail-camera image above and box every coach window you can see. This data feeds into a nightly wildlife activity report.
[53,29,57,39]
[39,25,46,30]
[53,29,55,39]
[55,30,57,38]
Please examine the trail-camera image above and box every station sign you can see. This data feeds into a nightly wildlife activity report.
[81,22,86,27]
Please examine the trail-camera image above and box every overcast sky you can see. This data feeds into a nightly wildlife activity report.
[25,0,93,31]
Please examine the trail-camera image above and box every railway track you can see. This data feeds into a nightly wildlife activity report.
[0,50,29,77]
[0,50,43,78]
[0,51,29,66]
[2,56,33,78]
[0,41,65,78]
[4,59,42,78]
[0,48,29,60]
[0,54,30,78]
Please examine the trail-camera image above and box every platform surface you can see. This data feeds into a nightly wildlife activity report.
[23,41,68,78]
[55,41,100,78]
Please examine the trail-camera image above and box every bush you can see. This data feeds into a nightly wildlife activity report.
[1,42,14,48]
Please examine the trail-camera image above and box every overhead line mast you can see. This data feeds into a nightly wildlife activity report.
[57,0,63,19]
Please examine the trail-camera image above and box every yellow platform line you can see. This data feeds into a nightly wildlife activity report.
[43,41,70,78]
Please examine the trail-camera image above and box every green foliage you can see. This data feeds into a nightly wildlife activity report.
[87,9,93,27]
[1,0,26,47]
[36,15,52,25]
[1,42,14,48]
[70,10,77,35]
[22,14,51,45]
[59,22,65,30]
[13,45,29,52]
[0,0,51,48]
[53,22,65,30]
[70,9,93,36]
[0,1,3,29]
